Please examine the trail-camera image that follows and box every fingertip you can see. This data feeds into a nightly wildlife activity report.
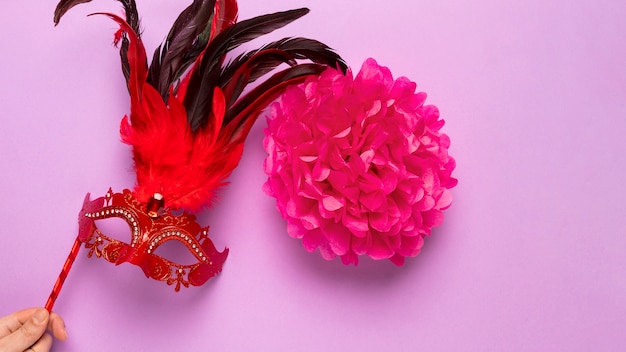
[49,312,68,341]
[57,327,68,341]
[32,308,49,325]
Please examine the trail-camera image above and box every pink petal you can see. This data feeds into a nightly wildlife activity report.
[398,235,424,257]
[299,155,318,162]
[322,222,351,255]
[422,168,435,193]
[379,168,399,194]
[301,228,324,251]
[351,233,372,255]
[262,180,274,197]
[300,212,322,230]
[360,190,386,212]
[418,104,440,125]
[328,170,349,189]
[341,251,359,265]
[360,149,375,168]
[419,195,435,211]
[318,242,337,260]
[358,173,383,193]
[312,162,330,181]
[322,195,345,211]
[389,253,405,266]
[369,211,391,232]
[337,186,360,204]
[329,146,347,170]
[286,221,307,239]
[355,58,393,93]
[423,209,444,228]
[347,152,366,175]
[367,234,394,260]
[299,179,324,200]
[343,213,369,233]
[435,189,453,209]
[366,99,382,118]
[390,77,419,102]
[333,126,352,138]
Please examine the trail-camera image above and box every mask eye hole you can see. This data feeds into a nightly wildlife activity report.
[152,239,200,266]
[94,217,132,243]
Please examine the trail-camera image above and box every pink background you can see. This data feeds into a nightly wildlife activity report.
[1,0,625,351]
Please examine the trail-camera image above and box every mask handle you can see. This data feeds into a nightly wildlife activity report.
[45,236,82,312]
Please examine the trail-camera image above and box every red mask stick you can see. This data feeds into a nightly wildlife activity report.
[45,237,82,312]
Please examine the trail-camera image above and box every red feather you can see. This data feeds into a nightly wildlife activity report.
[213,0,238,38]
[124,86,241,211]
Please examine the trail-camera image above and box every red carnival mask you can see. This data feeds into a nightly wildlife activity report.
[44,0,345,312]
[79,189,228,291]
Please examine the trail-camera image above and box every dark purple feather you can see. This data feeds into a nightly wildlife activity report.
[146,0,216,98]
[226,63,327,130]
[219,37,346,107]
[183,8,310,132]
[54,0,140,33]
[54,0,141,85]
[224,63,328,144]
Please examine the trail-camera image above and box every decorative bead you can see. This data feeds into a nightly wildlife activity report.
[147,193,165,218]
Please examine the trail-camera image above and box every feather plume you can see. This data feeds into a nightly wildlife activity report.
[147,0,239,99]
[54,0,140,31]
[183,8,311,131]
[54,0,93,25]
[56,0,347,211]
[223,64,329,144]
[55,0,141,85]
[147,0,216,98]
[219,37,346,110]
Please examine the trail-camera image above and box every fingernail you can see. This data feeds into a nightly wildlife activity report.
[33,308,48,325]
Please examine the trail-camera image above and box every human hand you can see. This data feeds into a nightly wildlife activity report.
[0,308,67,352]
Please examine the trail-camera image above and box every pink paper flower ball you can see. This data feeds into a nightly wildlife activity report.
[263,58,457,266]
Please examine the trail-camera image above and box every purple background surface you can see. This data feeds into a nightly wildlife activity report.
[1,1,626,351]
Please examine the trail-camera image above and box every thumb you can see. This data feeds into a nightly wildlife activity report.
[1,309,49,352]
